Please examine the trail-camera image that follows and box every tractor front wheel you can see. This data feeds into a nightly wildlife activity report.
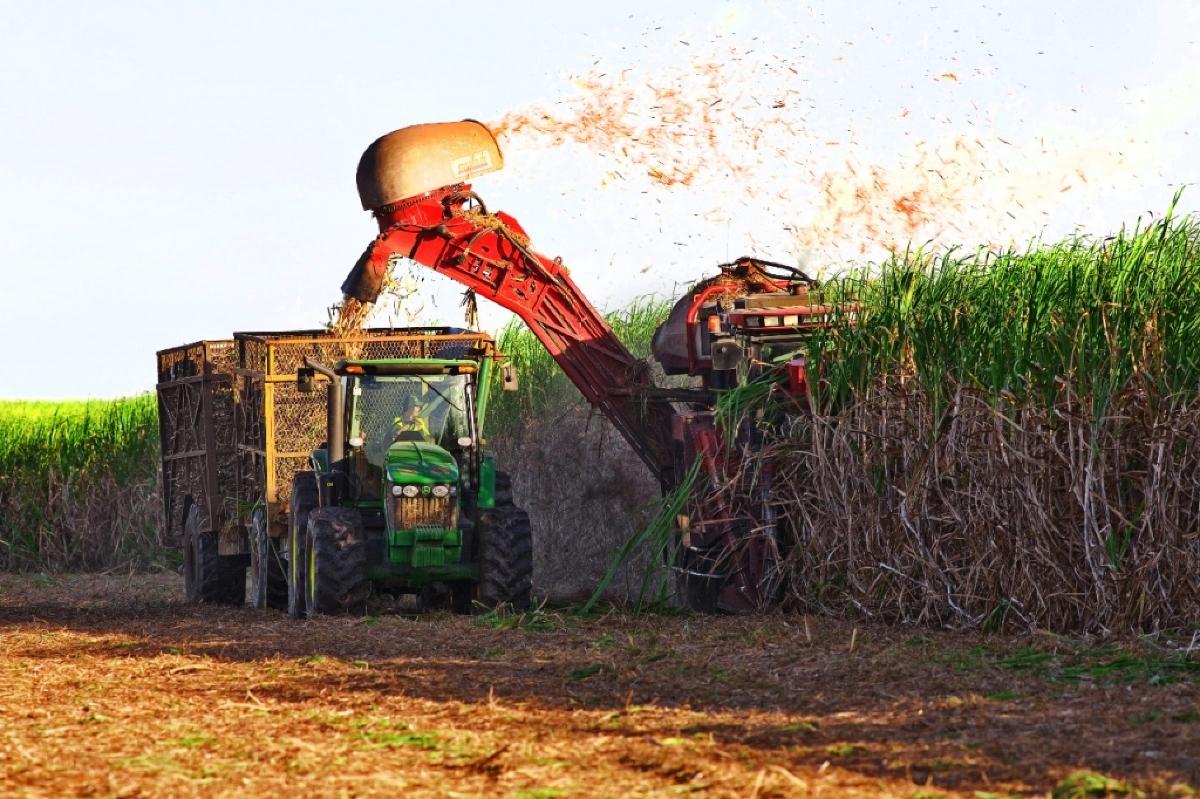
[287,472,319,619]
[305,506,369,617]
[183,503,245,605]
[477,472,533,610]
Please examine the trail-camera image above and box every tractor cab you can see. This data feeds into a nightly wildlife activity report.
[339,360,480,498]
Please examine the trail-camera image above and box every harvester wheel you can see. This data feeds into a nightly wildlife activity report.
[305,507,369,617]
[476,472,532,610]
[249,503,287,610]
[183,504,245,605]
[673,545,722,614]
[287,472,319,620]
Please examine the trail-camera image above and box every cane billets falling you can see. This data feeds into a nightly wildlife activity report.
[339,9,1191,326]
[490,13,1187,271]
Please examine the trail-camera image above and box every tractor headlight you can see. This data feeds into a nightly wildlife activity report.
[402,484,420,498]
[431,484,450,498]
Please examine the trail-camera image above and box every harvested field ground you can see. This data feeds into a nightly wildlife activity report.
[1,575,1197,798]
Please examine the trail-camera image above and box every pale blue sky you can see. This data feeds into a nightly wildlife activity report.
[1,1,1195,398]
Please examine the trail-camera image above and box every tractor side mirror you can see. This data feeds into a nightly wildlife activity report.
[296,367,315,393]
[501,364,519,392]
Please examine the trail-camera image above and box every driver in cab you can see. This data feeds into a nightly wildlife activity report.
[393,396,431,442]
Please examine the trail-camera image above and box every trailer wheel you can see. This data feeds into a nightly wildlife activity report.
[305,507,369,616]
[183,503,245,605]
[249,503,287,611]
[476,473,533,610]
[287,472,319,619]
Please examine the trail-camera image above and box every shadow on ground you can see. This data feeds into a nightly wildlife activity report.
[2,574,1198,797]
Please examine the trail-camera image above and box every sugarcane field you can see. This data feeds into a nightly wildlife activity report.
[2,3,1199,798]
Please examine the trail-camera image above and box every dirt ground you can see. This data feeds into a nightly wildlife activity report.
[0,574,1197,798]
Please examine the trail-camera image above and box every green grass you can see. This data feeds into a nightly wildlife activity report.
[0,400,104,421]
[935,643,1199,686]
[1052,770,1140,798]
[0,395,160,570]
[488,203,1198,441]
[826,743,865,757]
[496,206,1198,420]
[0,396,157,478]
[470,603,565,632]
[568,663,603,681]
[805,202,1200,413]
[361,728,442,750]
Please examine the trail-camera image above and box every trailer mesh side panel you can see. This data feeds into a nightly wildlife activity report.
[155,340,240,551]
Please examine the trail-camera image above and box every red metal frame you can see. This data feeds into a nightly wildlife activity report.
[725,305,846,332]
[683,284,731,372]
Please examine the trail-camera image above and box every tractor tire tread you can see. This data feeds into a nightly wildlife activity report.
[479,500,533,610]
[306,506,370,616]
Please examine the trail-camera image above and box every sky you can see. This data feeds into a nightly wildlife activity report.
[0,0,1196,399]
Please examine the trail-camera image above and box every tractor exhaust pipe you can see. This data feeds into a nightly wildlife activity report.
[303,358,344,468]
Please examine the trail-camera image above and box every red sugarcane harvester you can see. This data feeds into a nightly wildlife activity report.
[342,120,847,612]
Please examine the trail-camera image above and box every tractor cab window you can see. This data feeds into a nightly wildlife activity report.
[348,373,472,468]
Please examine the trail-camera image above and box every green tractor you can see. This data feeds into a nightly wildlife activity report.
[275,334,531,618]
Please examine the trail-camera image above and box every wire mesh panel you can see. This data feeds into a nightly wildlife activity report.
[234,328,493,534]
[155,340,241,552]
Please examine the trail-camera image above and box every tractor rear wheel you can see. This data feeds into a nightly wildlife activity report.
[183,503,245,605]
[476,471,533,610]
[305,506,369,616]
[287,471,319,619]
[249,503,287,610]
